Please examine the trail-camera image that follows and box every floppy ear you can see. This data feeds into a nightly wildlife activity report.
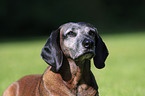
[41,29,63,72]
[93,34,109,69]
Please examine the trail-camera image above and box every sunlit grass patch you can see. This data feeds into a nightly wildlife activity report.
[0,32,145,96]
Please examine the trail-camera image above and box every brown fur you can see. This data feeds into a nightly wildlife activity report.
[3,64,98,96]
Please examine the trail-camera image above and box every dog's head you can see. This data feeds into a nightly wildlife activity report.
[41,22,109,72]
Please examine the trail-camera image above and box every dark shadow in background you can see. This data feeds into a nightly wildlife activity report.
[0,0,145,39]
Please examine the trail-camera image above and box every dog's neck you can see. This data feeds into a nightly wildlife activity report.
[59,58,91,90]
[42,58,98,95]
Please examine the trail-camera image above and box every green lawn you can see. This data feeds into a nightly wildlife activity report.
[0,32,145,96]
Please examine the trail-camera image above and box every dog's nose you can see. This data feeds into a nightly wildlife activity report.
[82,39,94,49]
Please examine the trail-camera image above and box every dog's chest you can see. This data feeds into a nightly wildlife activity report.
[65,80,97,96]
[76,83,98,96]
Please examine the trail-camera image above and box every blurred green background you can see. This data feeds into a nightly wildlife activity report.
[0,33,145,95]
[0,0,145,95]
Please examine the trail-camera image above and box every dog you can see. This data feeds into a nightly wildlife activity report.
[3,22,109,96]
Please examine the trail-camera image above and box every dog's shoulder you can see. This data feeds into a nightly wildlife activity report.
[3,82,19,96]
[3,75,42,96]
[17,75,42,86]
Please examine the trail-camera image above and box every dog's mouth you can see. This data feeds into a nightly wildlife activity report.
[74,50,95,61]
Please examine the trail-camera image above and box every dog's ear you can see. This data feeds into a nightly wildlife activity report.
[41,29,63,72]
[93,34,109,69]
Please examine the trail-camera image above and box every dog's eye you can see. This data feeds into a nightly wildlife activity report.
[67,31,77,37]
[89,31,96,37]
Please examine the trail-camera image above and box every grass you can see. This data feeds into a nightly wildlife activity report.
[0,32,145,96]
